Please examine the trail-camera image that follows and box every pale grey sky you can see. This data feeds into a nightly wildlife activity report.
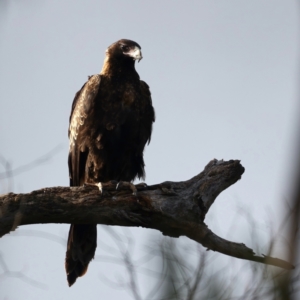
[0,1,299,299]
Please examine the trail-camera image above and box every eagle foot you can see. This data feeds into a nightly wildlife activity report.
[116,181,137,196]
[96,182,103,193]
[135,182,148,190]
[84,182,103,194]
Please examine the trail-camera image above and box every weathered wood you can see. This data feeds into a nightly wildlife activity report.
[0,159,294,269]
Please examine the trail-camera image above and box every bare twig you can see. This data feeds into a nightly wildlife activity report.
[0,145,63,180]
[0,252,47,289]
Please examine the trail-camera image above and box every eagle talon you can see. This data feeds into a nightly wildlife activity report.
[84,182,103,194]
[96,182,103,194]
[116,181,137,195]
[135,182,148,190]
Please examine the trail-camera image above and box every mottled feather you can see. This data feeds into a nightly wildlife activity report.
[65,39,155,286]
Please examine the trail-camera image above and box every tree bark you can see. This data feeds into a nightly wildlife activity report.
[0,159,293,269]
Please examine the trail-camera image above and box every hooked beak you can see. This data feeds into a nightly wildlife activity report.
[128,46,143,62]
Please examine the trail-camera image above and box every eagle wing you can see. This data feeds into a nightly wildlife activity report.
[68,74,101,186]
[140,80,155,146]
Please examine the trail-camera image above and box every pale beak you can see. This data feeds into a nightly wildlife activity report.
[128,46,143,62]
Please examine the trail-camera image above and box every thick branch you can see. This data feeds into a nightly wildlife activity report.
[0,159,293,270]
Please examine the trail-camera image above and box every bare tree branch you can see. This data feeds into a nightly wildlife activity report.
[0,252,47,289]
[0,159,294,270]
[0,144,63,180]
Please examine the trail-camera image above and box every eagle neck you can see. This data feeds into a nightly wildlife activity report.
[100,56,138,79]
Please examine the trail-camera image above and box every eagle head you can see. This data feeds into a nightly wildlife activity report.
[106,39,143,63]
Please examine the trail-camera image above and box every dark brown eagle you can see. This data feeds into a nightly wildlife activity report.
[65,39,155,286]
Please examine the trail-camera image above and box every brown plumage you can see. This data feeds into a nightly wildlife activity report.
[65,39,155,286]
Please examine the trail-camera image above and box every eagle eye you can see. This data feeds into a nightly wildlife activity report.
[121,45,130,52]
